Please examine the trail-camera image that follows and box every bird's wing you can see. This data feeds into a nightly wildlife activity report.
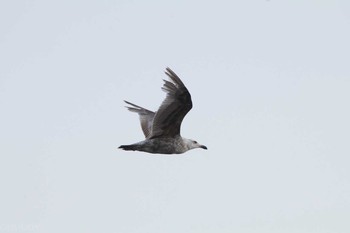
[124,101,155,138]
[149,67,192,138]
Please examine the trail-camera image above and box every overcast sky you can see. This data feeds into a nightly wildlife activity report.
[1,0,350,232]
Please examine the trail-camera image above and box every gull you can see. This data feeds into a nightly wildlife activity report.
[118,67,207,154]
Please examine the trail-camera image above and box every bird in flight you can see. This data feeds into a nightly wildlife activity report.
[119,67,207,154]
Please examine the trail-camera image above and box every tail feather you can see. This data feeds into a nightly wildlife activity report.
[118,144,138,151]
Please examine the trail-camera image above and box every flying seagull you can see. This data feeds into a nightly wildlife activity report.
[118,67,207,154]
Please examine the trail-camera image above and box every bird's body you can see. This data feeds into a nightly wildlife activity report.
[119,67,207,154]
[119,136,190,154]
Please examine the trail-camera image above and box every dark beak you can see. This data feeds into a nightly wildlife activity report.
[200,145,208,150]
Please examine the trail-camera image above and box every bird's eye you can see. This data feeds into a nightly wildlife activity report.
[193,141,197,144]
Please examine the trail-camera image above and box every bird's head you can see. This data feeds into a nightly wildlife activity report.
[185,138,207,151]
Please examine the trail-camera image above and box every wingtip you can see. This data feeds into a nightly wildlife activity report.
[123,100,139,108]
[123,100,129,109]
[165,67,176,78]
[164,67,185,87]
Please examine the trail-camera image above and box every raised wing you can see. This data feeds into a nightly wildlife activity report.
[124,101,155,138]
[149,67,192,138]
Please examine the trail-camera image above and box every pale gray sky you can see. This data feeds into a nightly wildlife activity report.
[1,0,350,232]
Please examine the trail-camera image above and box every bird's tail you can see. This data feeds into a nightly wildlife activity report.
[118,144,138,151]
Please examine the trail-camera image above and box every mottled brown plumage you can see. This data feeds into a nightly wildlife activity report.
[119,67,207,154]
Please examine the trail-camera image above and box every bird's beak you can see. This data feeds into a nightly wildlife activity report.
[200,145,208,150]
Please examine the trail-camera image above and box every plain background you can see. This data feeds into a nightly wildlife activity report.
[1,0,350,232]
